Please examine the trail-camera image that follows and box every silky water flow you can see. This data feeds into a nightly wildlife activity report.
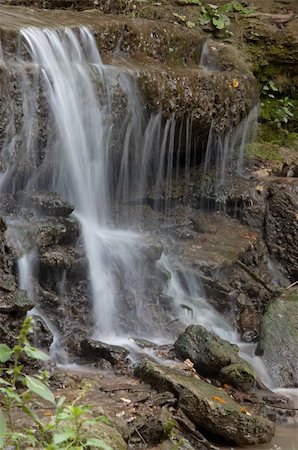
[0,26,258,366]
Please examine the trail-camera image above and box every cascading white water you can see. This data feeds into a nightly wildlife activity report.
[0,26,186,341]
[202,105,259,187]
[160,254,237,342]
[0,25,257,351]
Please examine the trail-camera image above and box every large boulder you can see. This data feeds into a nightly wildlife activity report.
[134,358,275,445]
[257,290,298,387]
[264,182,298,282]
[80,339,129,366]
[174,324,239,377]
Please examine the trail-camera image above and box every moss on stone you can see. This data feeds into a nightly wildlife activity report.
[245,142,283,162]
[258,291,298,387]
[134,357,275,445]
[219,362,256,392]
[86,421,127,450]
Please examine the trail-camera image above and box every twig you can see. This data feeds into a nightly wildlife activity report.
[239,12,295,24]
[134,427,147,446]
[235,260,275,294]
[286,280,298,290]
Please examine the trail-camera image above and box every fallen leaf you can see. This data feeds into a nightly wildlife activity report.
[212,396,226,404]
[232,78,239,88]
[240,406,251,415]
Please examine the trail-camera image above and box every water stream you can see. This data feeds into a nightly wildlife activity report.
[0,26,296,444]
[1,26,235,345]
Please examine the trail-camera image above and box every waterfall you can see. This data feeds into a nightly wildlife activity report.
[0,25,256,352]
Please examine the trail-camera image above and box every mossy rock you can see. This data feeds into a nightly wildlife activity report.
[174,324,239,376]
[219,362,256,392]
[0,289,34,314]
[85,421,128,450]
[258,291,298,387]
[134,357,275,445]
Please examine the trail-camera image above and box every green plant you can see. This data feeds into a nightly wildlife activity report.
[262,80,279,98]
[172,1,255,31]
[198,1,255,30]
[0,317,113,449]
[173,12,196,28]
[261,96,295,128]
[276,97,294,125]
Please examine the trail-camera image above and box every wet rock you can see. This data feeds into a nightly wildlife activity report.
[134,358,275,445]
[0,288,34,314]
[136,236,164,264]
[129,408,174,445]
[87,421,127,450]
[80,339,129,366]
[248,389,296,423]
[264,182,298,281]
[146,391,176,407]
[40,245,86,271]
[0,193,16,214]
[16,191,74,217]
[237,293,260,342]
[30,315,54,350]
[33,217,80,248]
[258,290,298,387]
[174,325,238,377]
[0,273,17,292]
[219,362,256,392]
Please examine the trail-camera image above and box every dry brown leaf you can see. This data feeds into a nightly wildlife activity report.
[212,396,226,404]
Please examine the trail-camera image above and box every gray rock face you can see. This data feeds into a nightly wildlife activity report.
[134,358,275,445]
[0,216,34,346]
[258,291,298,387]
[174,324,239,377]
[264,182,298,282]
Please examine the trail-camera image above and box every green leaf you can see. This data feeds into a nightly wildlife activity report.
[212,16,225,29]
[0,344,12,363]
[186,20,196,28]
[0,378,10,386]
[56,396,66,409]
[53,429,75,444]
[24,344,50,361]
[199,15,211,25]
[1,387,22,402]
[85,438,113,449]
[219,3,233,13]
[20,403,43,429]
[0,412,7,448]
[24,376,55,404]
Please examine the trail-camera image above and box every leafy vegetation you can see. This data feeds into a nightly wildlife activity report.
[173,1,255,31]
[0,317,113,449]
[260,79,296,129]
